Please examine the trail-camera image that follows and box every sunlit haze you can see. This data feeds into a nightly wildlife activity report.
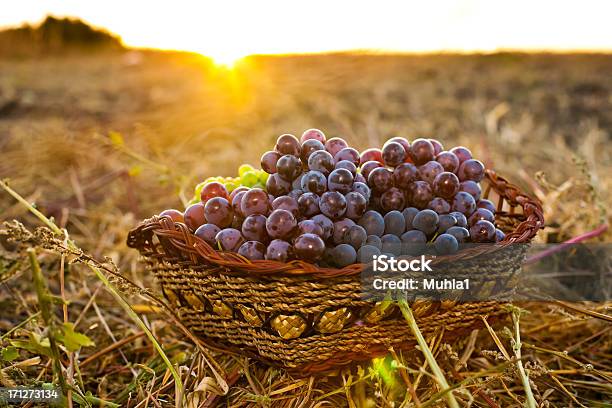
[2,0,611,65]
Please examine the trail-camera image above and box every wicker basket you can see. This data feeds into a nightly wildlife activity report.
[127,170,543,374]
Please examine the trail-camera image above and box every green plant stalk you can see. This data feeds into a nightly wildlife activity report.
[1,180,184,402]
[27,248,69,395]
[512,310,537,408]
[0,312,41,340]
[398,298,459,408]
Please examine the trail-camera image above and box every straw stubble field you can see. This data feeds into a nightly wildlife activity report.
[0,51,610,406]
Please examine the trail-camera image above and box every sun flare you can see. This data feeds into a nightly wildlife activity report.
[207,50,246,68]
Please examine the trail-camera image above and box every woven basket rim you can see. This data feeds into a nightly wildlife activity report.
[127,169,543,277]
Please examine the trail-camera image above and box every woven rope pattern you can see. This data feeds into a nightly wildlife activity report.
[127,170,543,373]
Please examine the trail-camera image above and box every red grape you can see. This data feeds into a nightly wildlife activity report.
[332,218,356,244]
[272,196,299,217]
[320,191,347,219]
[241,188,271,217]
[205,197,234,228]
[266,173,291,196]
[297,192,321,217]
[460,180,482,200]
[275,134,301,156]
[334,147,360,166]
[261,151,281,174]
[345,191,367,219]
[312,214,334,240]
[429,139,444,156]
[242,214,269,242]
[266,209,297,240]
[327,168,354,194]
[477,199,496,214]
[351,182,371,200]
[200,182,229,204]
[238,241,266,260]
[184,203,206,231]
[451,191,477,216]
[308,150,335,175]
[231,190,247,217]
[301,128,326,143]
[409,180,433,209]
[380,187,405,212]
[300,170,327,195]
[354,173,367,184]
[335,160,357,175]
[436,151,460,173]
[297,219,324,237]
[468,208,495,226]
[449,146,472,164]
[343,225,367,249]
[266,239,293,262]
[418,161,444,185]
[458,159,485,182]
[230,186,249,201]
[300,139,325,164]
[215,228,244,251]
[294,233,326,261]
[385,137,410,154]
[428,197,451,214]
[433,171,460,198]
[194,223,221,246]
[159,209,184,223]
[277,154,302,181]
[469,220,496,242]
[409,138,435,165]
[360,160,383,179]
[382,142,406,167]
[368,167,394,194]
[359,148,383,164]
[325,137,348,157]
[393,163,418,189]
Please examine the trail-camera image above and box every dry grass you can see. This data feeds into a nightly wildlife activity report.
[0,51,610,407]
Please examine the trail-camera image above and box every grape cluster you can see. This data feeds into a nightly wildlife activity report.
[160,131,505,268]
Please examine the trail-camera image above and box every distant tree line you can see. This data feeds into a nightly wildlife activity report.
[0,16,123,57]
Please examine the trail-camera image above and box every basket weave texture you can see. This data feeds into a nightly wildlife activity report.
[127,170,543,374]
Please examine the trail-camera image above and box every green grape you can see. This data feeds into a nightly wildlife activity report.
[258,171,269,184]
[241,171,259,187]
[225,181,239,192]
[251,183,264,190]
[239,164,255,177]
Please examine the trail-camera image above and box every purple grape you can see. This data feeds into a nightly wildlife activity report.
[434,234,459,255]
[460,180,482,201]
[360,160,383,179]
[428,197,451,214]
[332,244,357,267]
[437,214,457,233]
[272,196,299,217]
[383,210,405,236]
[242,214,269,243]
[368,167,394,194]
[429,139,444,156]
[449,146,472,164]
[297,192,320,217]
[294,233,326,261]
[402,207,419,230]
[320,191,347,219]
[205,197,234,228]
[300,139,325,164]
[266,209,297,239]
[470,220,496,242]
[433,172,460,199]
[360,148,383,165]
[292,174,304,190]
[381,234,402,256]
[382,142,406,167]
[184,202,206,231]
[332,218,356,245]
[385,137,411,155]
[393,163,418,189]
[311,214,334,241]
[495,229,506,242]
[261,151,281,174]
[446,226,469,243]
[409,181,433,209]
[238,241,266,260]
[354,173,366,184]
[381,187,405,212]
[297,219,324,237]
[325,137,348,157]
[160,209,183,224]
[301,128,326,143]
[276,134,301,156]
[335,160,357,175]
[436,151,460,173]
[215,228,244,251]
[266,239,293,262]
[343,225,367,249]
[266,173,291,196]
[358,210,385,237]
[301,170,327,195]
[477,199,497,214]
[327,168,354,194]
[357,245,381,263]
[345,191,367,219]
[351,182,371,201]
[412,209,439,235]
[194,223,221,246]
[450,212,468,228]
[308,150,335,175]
[334,147,360,166]
[410,138,435,165]
[288,189,304,200]
[400,230,427,255]
[366,235,383,250]
[468,208,495,226]
[277,154,302,181]
[458,159,485,182]
[452,191,477,216]
[241,188,271,216]
[418,161,445,185]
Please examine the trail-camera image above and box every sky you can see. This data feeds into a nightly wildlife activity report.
[2,0,611,64]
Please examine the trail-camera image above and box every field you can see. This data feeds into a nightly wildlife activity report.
[0,51,611,407]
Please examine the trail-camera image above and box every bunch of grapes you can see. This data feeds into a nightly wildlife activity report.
[160,131,505,268]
